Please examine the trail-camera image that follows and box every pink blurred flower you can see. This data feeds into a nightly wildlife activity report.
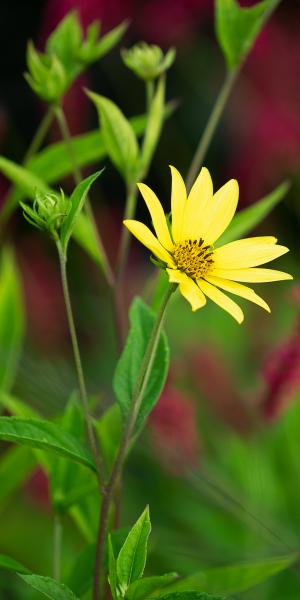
[149,383,200,474]
[24,467,50,510]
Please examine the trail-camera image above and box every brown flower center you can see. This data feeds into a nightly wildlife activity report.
[173,238,214,279]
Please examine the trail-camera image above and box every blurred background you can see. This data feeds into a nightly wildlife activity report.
[0,1,300,598]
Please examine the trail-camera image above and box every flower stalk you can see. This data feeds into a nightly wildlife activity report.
[92,282,176,600]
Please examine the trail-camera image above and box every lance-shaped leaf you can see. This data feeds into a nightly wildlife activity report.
[19,574,80,600]
[117,506,151,595]
[215,0,281,70]
[0,416,96,471]
[218,180,290,246]
[87,91,140,183]
[60,170,102,255]
[153,594,224,600]
[155,554,298,596]
[113,297,169,432]
[141,76,165,173]
[126,573,179,600]
[108,535,118,600]
[0,249,24,393]
[0,554,30,574]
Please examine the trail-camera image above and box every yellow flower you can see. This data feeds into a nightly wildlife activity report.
[124,166,292,323]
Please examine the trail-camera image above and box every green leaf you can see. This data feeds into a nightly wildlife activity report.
[0,249,24,392]
[46,10,82,82]
[50,395,97,512]
[0,446,36,510]
[96,403,122,472]
[157,554,298,596]
[141,76,165,173]
[87,91,140,183]
[113,297,169,431]
[60,170,102,254]
[19,573,80,600]
[154,594,224,600]
[108,535,118,600]
[117,506,151,595]
[0,416,96,472]
[0,554,30,574]
[215,0,280,69]
[126,573,179,600]
[91,21,128,60]
[72,211,104,267]
[0,155,49,198]
[218,180,290,246]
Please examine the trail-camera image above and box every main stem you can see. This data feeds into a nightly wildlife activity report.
[185,69,238,192]
[92,283,176,600]
[55,105,115,288]
[53,513,62,581]
[57,244,103,479]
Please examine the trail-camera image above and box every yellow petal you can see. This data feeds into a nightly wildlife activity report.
[204,179,239,245]
[181,167,213,241]
[213,238,289,269]
[166,269,206,311]
[198,278,244,323]
[205,275,270,312]
[170,165,187,243]
[211,267,293,283]
[124,220,175,266]
[137,183,174,251]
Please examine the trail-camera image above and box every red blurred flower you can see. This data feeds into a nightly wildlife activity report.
[149,383,200,474]
[24,467,50,510]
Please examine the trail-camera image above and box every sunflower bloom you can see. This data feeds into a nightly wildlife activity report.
[124,167,292,323]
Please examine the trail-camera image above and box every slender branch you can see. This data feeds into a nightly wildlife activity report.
[55,105,115,288]
[24,105,55,164]
[185,69,238,192]
[146,80,154,112]
[116,183,137,281]
[92,283,176,600]
[53,513,62,581]
[57,242,103,480]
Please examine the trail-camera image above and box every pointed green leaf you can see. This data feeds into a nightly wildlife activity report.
[0,416,96,471]
[141,76,165,173]
[87,92,139,182]
[0,446,36,509]
[0,554,30,574]
[218,180,290,246]
[154,594,224,600]
[215,0,281,69]
[113,297,169,432]
[0,249,24,392]
[92,21,128,60]
[157,554,298,596]
[60,170,102,254]
[117,507,151,594]
[19,573,80,600]
[46,10,82,81]
[126,573,179,600]
[0,156,49,197]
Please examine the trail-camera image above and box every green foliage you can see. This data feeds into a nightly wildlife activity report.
[215,0,281,69]
[0,249,24,393]
[19,573,79,600]
[218,180,290,245]
[0,447,36,510]
[141,76,165,173]
[96,404,123,473]
[154,594,224,600]
[122,43,175,81]
[0,554,29,574]
[60,170,102,255]
[113,298,169,432]
[108,536,119,600]
[0,416,96,471]
[88,91,140,183]
[112,507,151,597]
[25,42,67,103]
[126,574,179,600]
[78,21,128,64]
[157,555,298,596]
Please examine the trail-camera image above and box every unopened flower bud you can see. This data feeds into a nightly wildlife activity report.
[21,190,70,237]
[25,42,67,103]
[121,43,175,81]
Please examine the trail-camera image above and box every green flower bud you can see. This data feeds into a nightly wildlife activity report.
[25,42,67,103]
[121,43,176,81]
[21,190,70,237]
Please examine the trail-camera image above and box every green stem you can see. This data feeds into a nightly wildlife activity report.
[146,79,154,112]
[185,69,238,192]
[24,105,55,164]
[116,183,137,281]
[53,513,62,581]
[55,105,115,288]
[57,242,103,480]
[92,283,176,600]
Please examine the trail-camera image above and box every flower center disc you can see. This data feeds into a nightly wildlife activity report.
[173,239,213,279]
